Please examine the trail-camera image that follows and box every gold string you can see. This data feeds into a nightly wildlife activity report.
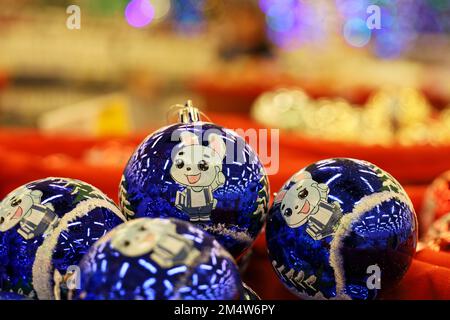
[165,102,212,124]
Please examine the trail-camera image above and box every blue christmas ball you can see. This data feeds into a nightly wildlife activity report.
[242,282,261,300]
[0,291,30,300]
[119,108,269,258]
[266,158,417,300]
[0,177,126,299]
[74,217,244,300]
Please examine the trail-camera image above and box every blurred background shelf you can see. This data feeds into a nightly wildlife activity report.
[1,0,450,299]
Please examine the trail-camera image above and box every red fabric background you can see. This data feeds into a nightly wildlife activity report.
[0,113,449,300]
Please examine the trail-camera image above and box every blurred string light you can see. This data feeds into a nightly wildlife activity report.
[415,0,450,32]
[336,0,450,58]
[259,0,325,50]
[152,0,172,20]
[125,0,155,28]
[372,3,418,58]
[343,18,372,47]
[171,0,206,33]
[125,0,171,28]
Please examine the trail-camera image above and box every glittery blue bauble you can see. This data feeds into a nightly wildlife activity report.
[0,291,30,300]
[266,158,417,300]
[74,218,244,300]
[120,122,269,258]
[0,178,126,299]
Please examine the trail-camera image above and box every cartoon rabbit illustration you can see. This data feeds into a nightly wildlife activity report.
[110,218,200,269]
[274,171,342,240]
[170,131,226,222]
[0,187,59,240]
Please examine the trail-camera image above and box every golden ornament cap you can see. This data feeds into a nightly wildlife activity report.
[178,100,201,124]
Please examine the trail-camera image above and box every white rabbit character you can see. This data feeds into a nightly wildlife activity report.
[274,171,342,240]
[170,131,226,222]
[0,187,58,240]
[111,218,200,269]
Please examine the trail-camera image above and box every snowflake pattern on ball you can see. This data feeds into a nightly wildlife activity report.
[266,158,417,300]
[0,178,126,299]
[75,218,243,300]
[119,123,270,258]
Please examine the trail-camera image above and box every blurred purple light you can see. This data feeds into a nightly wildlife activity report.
[125,0,155,28]
[261,0,324,50]
[374,34,402,58]
[258,0,272,13]
[335,0,368,18]
[266,4,295,32]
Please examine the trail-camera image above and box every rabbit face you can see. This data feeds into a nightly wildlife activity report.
[170,132,226,188]
[275,172,329,228]
[111,219,168,257]
[0,188,42,232]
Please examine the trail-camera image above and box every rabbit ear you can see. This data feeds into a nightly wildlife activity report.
[180,131,199,146]
[317,183,329,198]
[311,182,329,199]
[291,171,312,183]
[274,190,287,204]
[208,134,226,159]
[30,190,43,200]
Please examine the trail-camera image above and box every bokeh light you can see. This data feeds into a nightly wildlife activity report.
[125,0,155,28]
[260,0,324,50]
[343,18,372,47]
[266,4,296,33]
[335,0,369,18]
[335,0,450,58]
[171,0,206,33]
[152,0,172,21]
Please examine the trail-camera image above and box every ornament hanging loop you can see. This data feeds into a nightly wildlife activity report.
[178,100,201,124]
[166,100,211,124]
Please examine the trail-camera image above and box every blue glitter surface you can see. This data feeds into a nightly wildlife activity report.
[120,122,270,258]
[0,178,125,299]
[0,291,30,300]
[266,158,417,300]
[75,218,244,300]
